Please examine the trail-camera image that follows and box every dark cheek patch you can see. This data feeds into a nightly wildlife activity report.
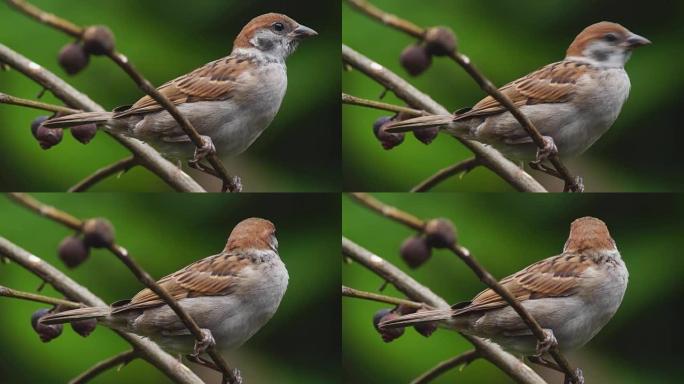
[591,49,609,62]
[257,37,274,51]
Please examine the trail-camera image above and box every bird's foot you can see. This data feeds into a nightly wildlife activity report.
[564,368,584,384]
[534,328,558,357]
[533,136,558,164]
[229,368,243,384]
[192,328,216,357]
[564,176,584,193]
[189,135,216,168]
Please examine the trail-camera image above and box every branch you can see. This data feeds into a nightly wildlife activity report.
[411,349,480,384]
[0,43,205,192]
[0,236,203,384]
[69,349,138,384]
[341,236,545,384]
[342,92,426,116]
[0,91,80,114]
[349,192,580,383]
[6,0,240,192]
[0,284,82,308]
[345,0,582,192]
[7,192,239,384]
[342,285,424,309]
[342,44,546,193]
[68,156,138,192]
[411,157,480,192]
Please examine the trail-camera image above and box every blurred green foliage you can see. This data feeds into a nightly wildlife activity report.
[0,0,340,192]
[342,193,684,383]
[342,0,684,192]
[0,193,340,383]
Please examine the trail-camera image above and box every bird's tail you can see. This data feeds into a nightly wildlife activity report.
[384,115,454,133]
[379,308,452,329]
[41,112,113,129]
[40,306,111,325]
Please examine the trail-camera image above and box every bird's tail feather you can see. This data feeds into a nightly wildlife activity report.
[41,112,112,128]
[384,115,454,133]
[379,309,452,329]
[40,306,110,325]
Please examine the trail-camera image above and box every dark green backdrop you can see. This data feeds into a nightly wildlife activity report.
[0,193,341,383]
[343,193,684,383]
[342,0,683,192]
[0,0,340,192]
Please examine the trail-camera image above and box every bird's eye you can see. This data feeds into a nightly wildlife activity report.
[272,22,284,32]
[603,33,618,42]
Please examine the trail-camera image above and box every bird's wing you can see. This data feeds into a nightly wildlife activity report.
[453,60,588,121]
[113,56,253,118]
[111,251,249,313]
[453,253,591,315]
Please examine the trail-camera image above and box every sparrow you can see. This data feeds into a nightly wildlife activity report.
[41,217,288,358]
[381,217,628,357]
[43,13,317,162]
[387,22,650,161]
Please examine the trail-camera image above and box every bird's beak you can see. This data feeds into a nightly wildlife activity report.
[290,24,318,39]
[624,33,651,49]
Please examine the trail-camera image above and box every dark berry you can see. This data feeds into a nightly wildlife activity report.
[58,43,89,75]
[425,218,457,248]
[71,318,97,337]
[31,308,63,342]
[82,218,115,248]
[372,116,393,137]
[82,26,115,55]
[70,123,98,144]
[413,127,439,144]
[396,304,419,315]
[372,308,404,342]
[425,27,457,56]
[400,44,432,76]
[35,125,63,149]
[58,236,90,268]
[400,236,431,268]
[413,309,438,337]
[31,116,49,139]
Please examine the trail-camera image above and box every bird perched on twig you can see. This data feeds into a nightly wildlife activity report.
[387,22,649,163]
[41,218,288,374]
[44,13,317,166]
[381,217,628,379]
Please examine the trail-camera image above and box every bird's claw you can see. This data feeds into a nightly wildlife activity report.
[189,135,216,167]
[564,368,585,384]
[223,176,242,193]
[535,329,558,357]
[565,176,584,193]
[231,368,243,384]
[192,328,216,357]
[532,135,558,165]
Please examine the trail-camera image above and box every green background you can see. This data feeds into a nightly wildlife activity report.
[342,0,683,192]
[342,193,684,383]
[0,0,340,192]
[0,193,341,383]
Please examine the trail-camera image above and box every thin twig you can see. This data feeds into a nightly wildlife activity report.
[411,157,480,192]
[7,193,238,384]
[6,0,240,192]
[0,92,80,114]
[345,0,582,192]
[411,350,480,384]
[341,237,545,384]
[0,236,204,384]
[0,43,205,192]
[0,285,82,308]
[69,349,139,384]
[342,44,546,193]
[349,192,580,383]
[342,285,425,309]
[342,92,426,116]
[68,156,138,192]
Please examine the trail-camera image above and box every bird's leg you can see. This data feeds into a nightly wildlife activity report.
[192,328,216,357]
[534,328,558,356]
[533,135,558,164]
[565,368,584,384]
[188,135,216,168]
